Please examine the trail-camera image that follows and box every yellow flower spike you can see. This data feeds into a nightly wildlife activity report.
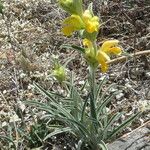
[61,9,99,36]
[83,10,100,33]
[97,40,122,72]
[62,15,85,36]
[83,39,97,66]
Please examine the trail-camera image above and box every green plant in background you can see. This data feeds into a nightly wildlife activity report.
[25,119,49,148]
[52,58,67,83]
[25,0,141,150]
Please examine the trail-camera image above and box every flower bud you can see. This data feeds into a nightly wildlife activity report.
[85,48,97,65]
[83,39,97,67]
[53,65,66,82]
[59,0,82,15]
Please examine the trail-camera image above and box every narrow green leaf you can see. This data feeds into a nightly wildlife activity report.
[99,83,117,103]
[34,82,57,103]
[95,76,107,101]
[102,112,123,140]
[80,80,87,91]
[97,92,118,118]
[66,118,91,138]
[49,91,65,98]
[25,100,73,119]
[89,92,97,123]
[25,100,59,116]
[108,112,141,140]
[69,81,83,120]
[25,100,50,108]
[59,98,73,104]
[44,127,72,141]
[47,125,64,129]
[64,54,76,67]
[61,44,85,54]
[81,93,90,122]
[76,139,84,150]
[98,140,108,150]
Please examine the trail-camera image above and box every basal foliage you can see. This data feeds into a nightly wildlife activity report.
[24,0,141,149]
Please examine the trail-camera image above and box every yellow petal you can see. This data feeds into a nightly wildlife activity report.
[100,59,108,73]
[62,15,84,36]
[97,51,110,62]
[85,19,99,33]
[88,16,99,32]
[101,40,119,52]
[96,51,110,72]
[62,25,76,36]
[83,10,99,33]
[109,46,122,55]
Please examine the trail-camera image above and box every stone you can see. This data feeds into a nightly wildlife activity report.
[116,92,124,100]
[108,122,150,150]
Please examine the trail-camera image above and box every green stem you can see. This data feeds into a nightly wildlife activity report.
[89,65,97,133]
[92,41,97,56]
[88,40,98,133]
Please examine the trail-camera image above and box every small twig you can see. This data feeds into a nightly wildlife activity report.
[13,28,37,34]
[107,50,150,65]
[121,120,150,138]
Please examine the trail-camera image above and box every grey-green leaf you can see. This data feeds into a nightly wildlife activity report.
[61,44,85,54]
[44,127,72,141]
[108,112,141,140]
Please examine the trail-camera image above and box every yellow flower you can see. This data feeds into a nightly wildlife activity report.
[97,40,122,72]
[83,10,100,33]
[62,15,85,36]
[62,10,100,36]
[101,40,122,55]
[83,39,97,65]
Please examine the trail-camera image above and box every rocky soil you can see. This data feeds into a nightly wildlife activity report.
[0,0,150,149]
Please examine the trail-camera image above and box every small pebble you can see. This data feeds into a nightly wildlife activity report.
[145,72,150,78]
[3,90,7,94]
[116,93,124,100]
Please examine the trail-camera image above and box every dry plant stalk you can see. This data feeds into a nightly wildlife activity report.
[108,50,150,65]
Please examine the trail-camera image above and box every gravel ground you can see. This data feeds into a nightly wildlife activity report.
[0,0,150,149]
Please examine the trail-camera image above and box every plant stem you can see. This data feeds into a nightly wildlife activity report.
[89,65,97,133]
[107,50,150,65]
[88,40,98,133]
[92,41,98,56]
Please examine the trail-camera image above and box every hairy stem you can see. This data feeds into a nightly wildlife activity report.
[89,65,97,133]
